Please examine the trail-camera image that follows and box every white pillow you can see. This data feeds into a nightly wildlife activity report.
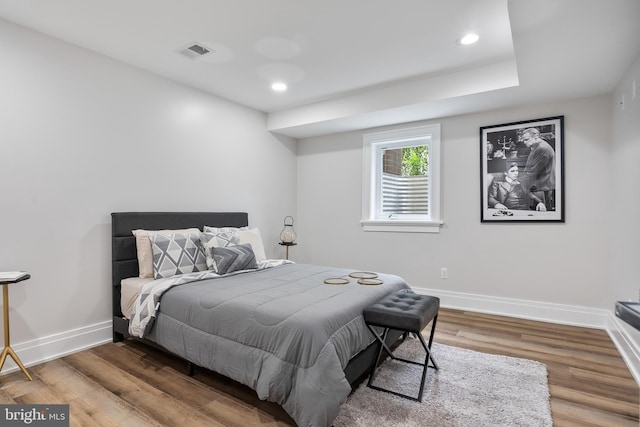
[200,227,266,272]
[132,228,200,278]
[203,225,248,233]
[236,228,266,262]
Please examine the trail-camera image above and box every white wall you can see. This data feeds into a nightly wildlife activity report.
[611,53,640,304]
[297,95,613,324]
[0,19,296,368]
[609,53,640,379]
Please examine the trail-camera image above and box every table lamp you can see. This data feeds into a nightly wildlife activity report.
[280,216,297,244]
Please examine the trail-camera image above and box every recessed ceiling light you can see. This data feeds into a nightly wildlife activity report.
[271,82,288,91]
[459,33,479,45]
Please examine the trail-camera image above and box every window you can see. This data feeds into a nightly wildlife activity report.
[362,124,442,233]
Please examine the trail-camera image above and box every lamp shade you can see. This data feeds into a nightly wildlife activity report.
[280,216,297,243]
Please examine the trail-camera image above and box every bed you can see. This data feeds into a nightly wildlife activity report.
[111,212,409,427]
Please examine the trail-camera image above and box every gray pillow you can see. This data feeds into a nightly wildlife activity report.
[211,243,257,275]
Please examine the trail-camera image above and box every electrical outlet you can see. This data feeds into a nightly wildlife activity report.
[440,267,448,279]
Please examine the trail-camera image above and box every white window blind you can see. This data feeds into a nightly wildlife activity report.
[381,173,429,216]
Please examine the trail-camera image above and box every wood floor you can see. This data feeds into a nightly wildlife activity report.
[0,308,637,426]
[437,310,639,427]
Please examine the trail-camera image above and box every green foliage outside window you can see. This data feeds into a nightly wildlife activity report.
[402,145,429,176]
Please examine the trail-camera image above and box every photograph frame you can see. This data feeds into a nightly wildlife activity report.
[480,116,564,223]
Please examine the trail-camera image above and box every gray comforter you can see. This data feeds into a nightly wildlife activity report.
[146,263,410,427]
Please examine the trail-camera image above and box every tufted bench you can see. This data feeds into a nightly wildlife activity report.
[363,289,440,401]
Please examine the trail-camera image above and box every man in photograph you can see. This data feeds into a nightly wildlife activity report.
[520,127,555,211]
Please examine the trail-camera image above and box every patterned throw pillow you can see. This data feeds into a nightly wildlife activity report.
[200,227,267,272]
[200,231,241,271]
[150,232,207,279]
[211,244,257,275]
[132,228,200,278]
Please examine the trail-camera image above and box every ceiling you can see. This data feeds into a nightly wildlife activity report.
[0,0,639,138]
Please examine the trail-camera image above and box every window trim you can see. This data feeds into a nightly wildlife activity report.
[361,124,442,233]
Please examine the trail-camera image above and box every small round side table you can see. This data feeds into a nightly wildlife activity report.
[278,242,297,260]
[0,273,33,381]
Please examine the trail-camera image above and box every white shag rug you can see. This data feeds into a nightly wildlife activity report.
[334,339,553,427]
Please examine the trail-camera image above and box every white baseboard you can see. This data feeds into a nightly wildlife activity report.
[412,286,611,328]
[0,320,112,376]
[412,286,640,386]
[606,313,640,385]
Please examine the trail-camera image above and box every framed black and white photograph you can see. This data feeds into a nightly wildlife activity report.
[480,116,564,222]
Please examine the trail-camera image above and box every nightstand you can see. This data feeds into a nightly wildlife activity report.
[278,242,297,260]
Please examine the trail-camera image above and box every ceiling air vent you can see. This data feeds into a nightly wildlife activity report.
[179,42,213,59]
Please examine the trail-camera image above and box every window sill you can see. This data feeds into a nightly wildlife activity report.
[361,219,443,233]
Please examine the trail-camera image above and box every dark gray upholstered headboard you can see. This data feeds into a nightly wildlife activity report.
[111,212,249,319]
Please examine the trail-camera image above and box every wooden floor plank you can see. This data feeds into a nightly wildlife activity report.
[522,333,622,357]
[63,351,228,427]
[0,308,636,426]
[551,398,639,427]
[31,358,162,427]
[568,365,638,389]
[440,329,630,370]
[550,384,638,418]
[91,343,284,426]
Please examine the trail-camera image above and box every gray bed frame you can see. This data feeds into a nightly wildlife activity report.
[111,211,400,385]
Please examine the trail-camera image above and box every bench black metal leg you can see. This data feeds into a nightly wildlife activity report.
[427,315,438,354]
[416,333,434,402]
[367,326,389,387]
[423,316,439,370]
[366,323,438,402]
